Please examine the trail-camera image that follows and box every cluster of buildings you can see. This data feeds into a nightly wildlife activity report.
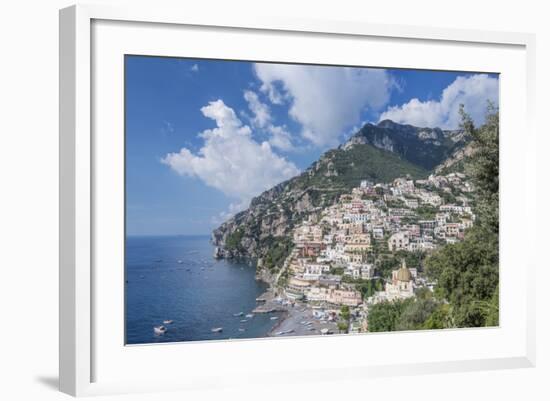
[277,172,476,331]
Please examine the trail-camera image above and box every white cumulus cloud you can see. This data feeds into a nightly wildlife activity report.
[379,74,499,129]
[243,89,298,152]
[267,125,295,152]
[254,63,395,147]
[161,100,300,212]
[243,90,271,128]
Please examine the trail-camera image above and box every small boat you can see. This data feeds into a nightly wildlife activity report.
[163,320,173,325]
[233,312,244,317]
[177,260,183,264]
[240,319,248,323]
[270,316,279,321]
[211,327,223,333]
[245,314,254,319]
[154,325,167,335]
[275,329,295,336]
[238,328,246,332]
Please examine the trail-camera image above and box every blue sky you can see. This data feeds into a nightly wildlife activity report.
[125,56,498,236]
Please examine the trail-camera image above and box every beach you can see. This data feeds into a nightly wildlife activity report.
[253,289,338,337]
[268,303,338,337]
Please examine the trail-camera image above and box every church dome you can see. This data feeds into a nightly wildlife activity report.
[396,260,412,282]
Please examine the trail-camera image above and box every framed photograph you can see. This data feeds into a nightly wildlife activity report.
[59,4,536,396]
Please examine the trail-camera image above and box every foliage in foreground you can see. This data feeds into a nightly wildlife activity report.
[367,103,500,332]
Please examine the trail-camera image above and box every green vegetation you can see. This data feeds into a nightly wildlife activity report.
[262,236,294,271]
[425,104,499,327]
[367,104,499,331]
[438,157,468,176]
[368,292,450,332]
[338,305,350,333]
[376,250,426,278]
[225,228,244,251]
[337,322,349,333]
[355,278,384,300]
[293,143,429,194]
[340,305,350,320]
[394,298,440,331]
[329,266,345,276]
[356,122,464,170]
[437,189,457,204]
[425,224,499,326]
[386,199,406,208]
[367,299,413,332]
[415,205,438,220]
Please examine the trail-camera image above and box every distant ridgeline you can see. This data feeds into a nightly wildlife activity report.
[211,120,470,269]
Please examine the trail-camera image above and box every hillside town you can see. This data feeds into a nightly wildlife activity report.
[266,172,476,335]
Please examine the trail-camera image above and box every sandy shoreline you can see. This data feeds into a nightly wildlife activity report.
[253,288,338,337]
[267,302,338,337]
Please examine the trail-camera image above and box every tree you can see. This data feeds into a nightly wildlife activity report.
[423,304,453,329]
[395,298,439,331]
[461,102,499,234]
[357,278,384,300]
[367,299,413,332]
[340,305,350,321]
[425,103,499,328]
[337,322,349,333]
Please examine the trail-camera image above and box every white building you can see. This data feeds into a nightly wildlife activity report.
[388,232,410,251]
[370,260,415,304]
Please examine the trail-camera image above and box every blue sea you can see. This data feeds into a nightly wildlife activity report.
[125,235,281,344]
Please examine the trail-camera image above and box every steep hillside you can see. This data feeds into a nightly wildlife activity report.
[345,120,466,170]
[434,142,476,175]
[211,120,470,270]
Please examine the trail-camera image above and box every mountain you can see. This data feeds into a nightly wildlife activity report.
[211,120,469,270]
[433,142,476,175]
[344,120,466,170]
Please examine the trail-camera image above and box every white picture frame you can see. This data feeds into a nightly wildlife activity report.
[59,3,536,397]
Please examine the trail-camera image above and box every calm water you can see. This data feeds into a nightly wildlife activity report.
[125,235,281,344]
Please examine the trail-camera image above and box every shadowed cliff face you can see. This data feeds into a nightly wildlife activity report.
[343,120,466,170]
[211,120,469,272]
